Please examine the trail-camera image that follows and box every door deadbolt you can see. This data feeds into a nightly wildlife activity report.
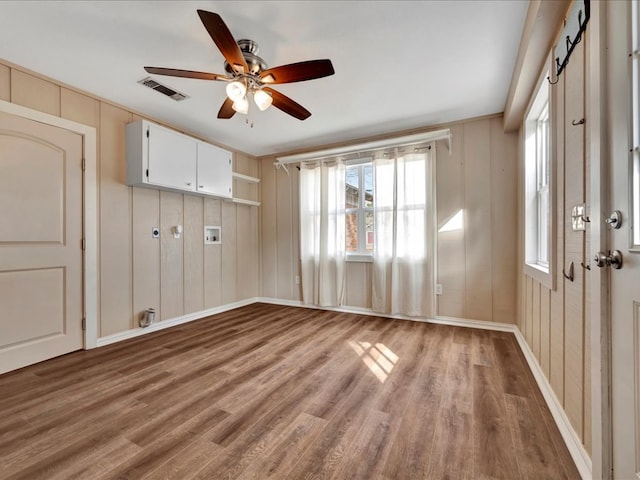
[605,210,622,229]
[594,250,623,269]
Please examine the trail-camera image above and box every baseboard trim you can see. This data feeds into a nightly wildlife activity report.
[95,298,256,347]
[254,297,516,332]
[512,327,592,479]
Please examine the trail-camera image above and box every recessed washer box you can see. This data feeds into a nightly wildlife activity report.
[204,226,221,244]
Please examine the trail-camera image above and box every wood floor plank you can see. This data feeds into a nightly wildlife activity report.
[471,329,495,366]
[493,335,532,397]
[426,342,474,479]
[329,409,393,480]
[0,305,579,479]
[473,364,521,479]
[381,325,454,479]
[144,437,223,480]
[505,393,576,479]
[218,412,327,480]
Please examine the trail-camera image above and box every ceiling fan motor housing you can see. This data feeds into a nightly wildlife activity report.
[224,39,268,75]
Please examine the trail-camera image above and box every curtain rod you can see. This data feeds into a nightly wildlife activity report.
[275,128,452,167]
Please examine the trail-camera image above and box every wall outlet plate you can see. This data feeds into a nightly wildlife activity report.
[435,284,443,295]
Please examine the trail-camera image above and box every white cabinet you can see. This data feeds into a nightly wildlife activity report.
[196,142,232,198]
[147,123,197,192]
[126,119,232,199]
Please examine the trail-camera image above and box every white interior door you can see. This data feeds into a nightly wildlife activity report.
[0,110,83,375]
[609,1,640,478]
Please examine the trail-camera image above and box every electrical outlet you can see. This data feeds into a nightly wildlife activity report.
[295,275,300,285]
[435,283,443,295]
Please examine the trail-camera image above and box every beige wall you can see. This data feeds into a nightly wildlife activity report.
[260,115,518,324]
[0,60,260,338]
[516,34,592,453]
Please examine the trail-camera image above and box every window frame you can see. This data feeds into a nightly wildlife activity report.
[345,159,374,261]
[524,66,556,289]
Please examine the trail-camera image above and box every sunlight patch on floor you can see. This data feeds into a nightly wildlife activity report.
[348,341,398,383]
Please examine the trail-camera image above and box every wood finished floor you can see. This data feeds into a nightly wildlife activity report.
[0,303,580,480]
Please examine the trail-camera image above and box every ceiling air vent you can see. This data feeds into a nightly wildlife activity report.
[138,77,188,101]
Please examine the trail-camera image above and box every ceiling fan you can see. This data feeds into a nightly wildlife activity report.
[144,10,335,121]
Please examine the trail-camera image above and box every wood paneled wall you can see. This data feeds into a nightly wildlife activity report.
[516,39,591,453]
[0,60,260,338]
[260,115,518,324]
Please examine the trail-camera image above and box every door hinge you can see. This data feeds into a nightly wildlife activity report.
[82,158,86,171]
[81,238,86,251]
[81,318,86,331]
[229,158,232,165]
[146,169,149,178]
[146,128,150,138]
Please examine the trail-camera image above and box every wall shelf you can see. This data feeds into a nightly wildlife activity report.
[232,170,260,207]
[232,172,260,184]
[231,197,261,207]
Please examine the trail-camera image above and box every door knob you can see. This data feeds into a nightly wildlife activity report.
[594,250,623,269]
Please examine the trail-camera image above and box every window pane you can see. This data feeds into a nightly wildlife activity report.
[365,210,374,251]
[346,166,359,208]
[538,188,549,265]
[364,164,374,207]
[346,212,358,252]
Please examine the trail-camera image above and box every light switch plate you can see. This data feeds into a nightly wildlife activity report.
[571,204,587,231]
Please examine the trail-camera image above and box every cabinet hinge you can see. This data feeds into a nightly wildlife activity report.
[81,318,86,331]
[146,128,150,138]
[229,158,231,165]
[81,238,86,251]
[146,169,149,178]
[82,158,86,171]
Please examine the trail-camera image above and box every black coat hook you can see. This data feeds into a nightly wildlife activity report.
[571,118,585,126]
[581,262,591,271]
[563,261,574,282]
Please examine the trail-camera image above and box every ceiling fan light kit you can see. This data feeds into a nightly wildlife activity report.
[253,89,273,111]
[225,81,246,102]
[143,9,335,122]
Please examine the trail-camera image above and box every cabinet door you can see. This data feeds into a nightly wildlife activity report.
[147,123,197,191]
[197,142,232,198]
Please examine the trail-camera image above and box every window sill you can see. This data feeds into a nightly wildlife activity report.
[346,254,373,263]
[524,262,554,290]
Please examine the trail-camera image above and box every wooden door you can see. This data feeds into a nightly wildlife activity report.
[608,1,640,477]
[0,110,83,374]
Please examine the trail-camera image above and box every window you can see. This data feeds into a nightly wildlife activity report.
[524,72,554,287]
[536,104,550,267]
[345,161,374,256]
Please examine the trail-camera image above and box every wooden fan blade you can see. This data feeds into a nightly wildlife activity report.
[260,59,334,84]
[197,10,248,74]
[217,97,236,119]
[144,67,228,81]
[263,87,311,120]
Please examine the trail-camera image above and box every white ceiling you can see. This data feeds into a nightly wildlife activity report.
[0,1,528,157]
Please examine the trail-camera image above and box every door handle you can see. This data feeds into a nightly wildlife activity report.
[594,250,623,269]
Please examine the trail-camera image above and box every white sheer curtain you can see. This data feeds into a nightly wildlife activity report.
[372,148,434,316]
[299,160,346,306]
